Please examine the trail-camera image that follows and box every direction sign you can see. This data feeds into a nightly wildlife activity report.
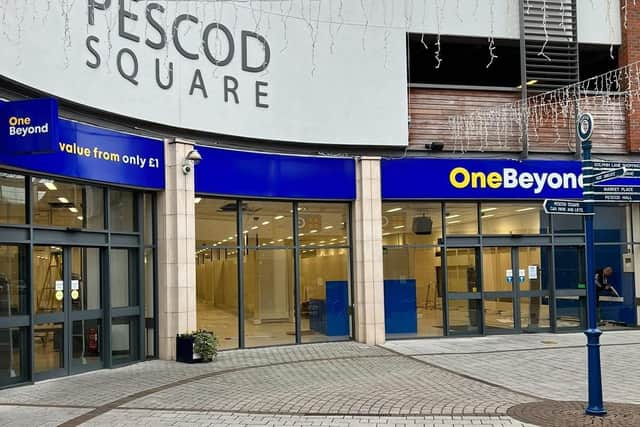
[589,185,640,194]
[587,193,640,202]
[587,167,626,185]
[624,168,640,178]
[543,199,592,215]
[584,160,640,171]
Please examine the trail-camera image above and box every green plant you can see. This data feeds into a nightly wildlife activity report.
[192,330,217,361]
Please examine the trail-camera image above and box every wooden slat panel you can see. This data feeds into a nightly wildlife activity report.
[408,88,627,154]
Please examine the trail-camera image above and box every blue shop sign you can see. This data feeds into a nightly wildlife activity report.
[0,99,165,190]
[195,146,355,200]
[382,158,583,200]
[0,98,58,154]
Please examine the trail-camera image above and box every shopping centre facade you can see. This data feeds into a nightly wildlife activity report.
[1,0,639,388]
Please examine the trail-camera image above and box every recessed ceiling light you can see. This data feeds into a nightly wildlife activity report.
[386,207,402,213]
[394,225,405,229]
[77,216,84,220]
[251,226,259,230]
[516,207,536,212]
[69,207,78,213]
[274,215,284,220]
[310,229,318,233]
[57,197,69,203]
[44,182,57,190]
[448,220,461,224]
[481,207,497,212]
[324,225,334,230]
[262,221,270,225]
[446,214,460,219]
[194,197,202,204]
[483,214,495,218]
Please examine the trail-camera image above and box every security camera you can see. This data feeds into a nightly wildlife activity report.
[182,164,192,175]
[185,149,202,165]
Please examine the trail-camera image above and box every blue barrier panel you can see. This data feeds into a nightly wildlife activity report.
[325,281,349,336]
[384,279,417,334]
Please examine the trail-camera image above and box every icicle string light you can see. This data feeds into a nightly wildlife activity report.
[448,61,640,153]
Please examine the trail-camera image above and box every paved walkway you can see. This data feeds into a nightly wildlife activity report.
[0,330,638,426]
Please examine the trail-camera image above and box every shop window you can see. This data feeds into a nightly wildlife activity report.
[579,44,619,81]
[243,249,295,348]
[480,203,549,235]
[195,199,239,249]
[594,205,630,243]
[444,203,478,235]
[0,245,28,316]
[32,178,104,229]
[33,246,64,315]
[196,249,239,350]
[242,201,293,248]
[0,327,27,387]
[593,244,636,328]
[298,203,351,343]
[383,247,443,338]
[110,189,135,232]
[382,202,442,245]
[144,248,156,357]
[111,317,139,364]
[0,172,25,224]
[552,213,584,234]
[143,193,154,246]
[71,247,101,311]
[110,249,137,308]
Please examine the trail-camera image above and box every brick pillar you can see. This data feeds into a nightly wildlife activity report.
[157,138,197,359]
[353,157,385,345]
[620,2,640,152]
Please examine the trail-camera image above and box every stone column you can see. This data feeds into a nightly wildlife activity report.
[352,157,385,345]
[157,138,197,360]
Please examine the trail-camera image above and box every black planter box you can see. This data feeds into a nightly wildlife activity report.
[176,335,200,363]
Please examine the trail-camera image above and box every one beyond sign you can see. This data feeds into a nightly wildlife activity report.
[0,98,58,154]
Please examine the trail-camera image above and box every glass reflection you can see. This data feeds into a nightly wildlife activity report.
[382,202,442,245]
[195,199,238,248]
[0,246,27,316]
[243,201,293,248]
[0,172,25,224]
[480,203,549,234]
[32,178,104,229]
[33,246,64,314]
[196,249,239,350]
[243,249,295,347]
[445,203,478,235]
[383,247,443,337]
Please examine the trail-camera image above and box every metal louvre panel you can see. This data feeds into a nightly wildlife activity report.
[523,0,579,92]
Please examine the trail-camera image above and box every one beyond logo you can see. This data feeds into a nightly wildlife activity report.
[7,115,49,137]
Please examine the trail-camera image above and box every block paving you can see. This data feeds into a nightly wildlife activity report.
[0,333,638,426]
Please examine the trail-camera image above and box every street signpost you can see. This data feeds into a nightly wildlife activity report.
[577,113,607,416]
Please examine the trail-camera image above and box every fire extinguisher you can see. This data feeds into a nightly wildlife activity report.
[87,328,98,353]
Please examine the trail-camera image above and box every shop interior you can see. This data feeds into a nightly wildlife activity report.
[195,199,351,349]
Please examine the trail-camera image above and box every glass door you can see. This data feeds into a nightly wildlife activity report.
[33,246,103,379]
[482,246,552,333]
[482,247,515,332]
[445,247,482,335]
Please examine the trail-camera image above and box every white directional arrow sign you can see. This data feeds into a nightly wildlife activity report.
[590,167,626,185]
